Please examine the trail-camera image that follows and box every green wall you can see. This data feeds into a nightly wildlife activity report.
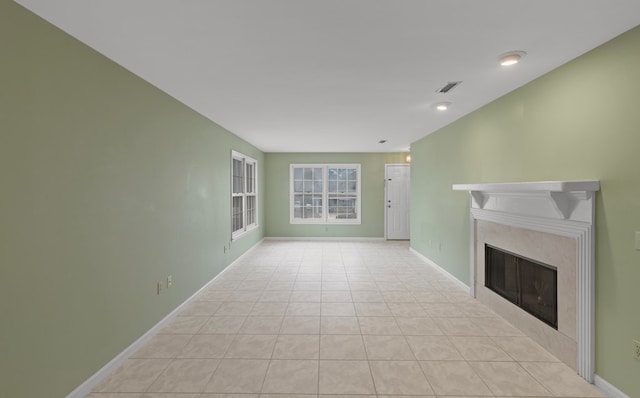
[0,2,264,397]
[410,25,640,396]
[265,153,408,238]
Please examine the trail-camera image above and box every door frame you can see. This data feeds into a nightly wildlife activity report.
[384,163,411,240]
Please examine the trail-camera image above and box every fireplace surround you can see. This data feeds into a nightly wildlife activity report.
[452,181,600,382]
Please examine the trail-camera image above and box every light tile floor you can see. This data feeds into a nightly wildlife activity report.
[88,240,605,398]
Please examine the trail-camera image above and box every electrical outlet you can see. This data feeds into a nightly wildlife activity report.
[167,275,173,288]
[157,281,163,295]
[224,244,227,253]
[635,232,640,250]
[633,340,640,360]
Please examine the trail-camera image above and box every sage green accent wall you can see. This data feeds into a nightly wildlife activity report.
[0,2,264,397]
[265,153,408,237]
[410,25,640,396]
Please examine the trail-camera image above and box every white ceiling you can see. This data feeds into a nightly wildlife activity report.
[15,0,640,152]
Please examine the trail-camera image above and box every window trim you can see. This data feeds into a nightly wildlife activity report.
[231,150,258,240]
[289,163,361,225]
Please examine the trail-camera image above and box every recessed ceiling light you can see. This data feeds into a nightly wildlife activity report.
[436,102,451,111]
[379,139,387,144]
[499,51,527,66]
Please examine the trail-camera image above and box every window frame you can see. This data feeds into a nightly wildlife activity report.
[231,150,258,240]
[289,163,361,225]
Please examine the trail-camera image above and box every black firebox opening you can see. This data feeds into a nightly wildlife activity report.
[485,244,558,329]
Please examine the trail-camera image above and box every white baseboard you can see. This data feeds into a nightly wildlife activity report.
[594,374,629,398]
[409,247,470,294]
[66,238,264,398]
[264,236,385,241]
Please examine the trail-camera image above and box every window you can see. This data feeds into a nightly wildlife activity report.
[290,164,361,224]
[232,151,258,239]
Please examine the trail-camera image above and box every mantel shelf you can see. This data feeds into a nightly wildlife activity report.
[452,180,600,221]
[452,180,600,193]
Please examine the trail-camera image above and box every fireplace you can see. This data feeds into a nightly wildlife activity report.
[485,244,557,329]
[452,180,599,382]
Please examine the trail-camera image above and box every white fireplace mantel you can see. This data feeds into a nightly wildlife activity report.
[452,180,600,222]
[453,180,600,382]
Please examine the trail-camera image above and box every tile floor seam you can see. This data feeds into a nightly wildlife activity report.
[364,358,378,396]
[477,360,552,397]
[414,355,437,396]
[255,358,273,395]
[518,360,560,397]
[488,334,519,363]
[141,358,173,394]
[316,329,321,395]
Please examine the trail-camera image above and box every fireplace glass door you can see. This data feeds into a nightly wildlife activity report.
[485,244,558,329]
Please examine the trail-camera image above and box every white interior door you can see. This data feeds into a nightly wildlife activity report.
[385,164,410,240]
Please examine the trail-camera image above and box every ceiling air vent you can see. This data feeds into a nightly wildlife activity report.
[436,81,462,93]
